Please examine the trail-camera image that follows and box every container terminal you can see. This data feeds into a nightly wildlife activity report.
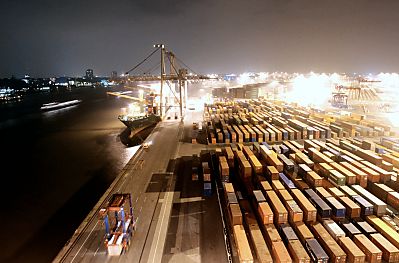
[54,46,399,263]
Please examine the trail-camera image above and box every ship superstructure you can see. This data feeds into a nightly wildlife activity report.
[118,92,161,136]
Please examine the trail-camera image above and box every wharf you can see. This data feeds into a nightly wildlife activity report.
[53,110,228,263]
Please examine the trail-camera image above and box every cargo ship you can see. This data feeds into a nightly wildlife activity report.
[40,99,81,111]
[117,92,161,138]
[118,113,161,137]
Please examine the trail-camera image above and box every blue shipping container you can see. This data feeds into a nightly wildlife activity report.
[203,182,212,197]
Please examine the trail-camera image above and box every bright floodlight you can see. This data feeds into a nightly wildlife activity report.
[237,72,253,85]
[286,73,332,107]
[258,72,268,81]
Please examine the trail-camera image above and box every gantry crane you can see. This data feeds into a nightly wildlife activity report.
[109,44,219,118]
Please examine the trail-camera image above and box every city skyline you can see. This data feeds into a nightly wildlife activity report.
[1,0,399,77]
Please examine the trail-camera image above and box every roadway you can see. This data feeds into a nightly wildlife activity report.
[54,107,228,263]
[162,158,226,262]
[55,118,182,263]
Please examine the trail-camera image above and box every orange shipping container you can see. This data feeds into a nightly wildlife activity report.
[387,191,399,210]
[272,241,292,263]
[291,189,317,223]
[286,200,303,223]
[247,223,273,263]
[370,233,399,263]
[340,162,367,187]
[266,154,284,172]
[258,202,274,225]
[353,234,382,263]
[339,196,361,219]
[310,223,347,263]
[260,181,273,192]
[287,240,310,263]
[330,162,357,185]
[306,171,323,187]
[293,222,314,245]
[264,224,282,245]
[267,166,279,180]
[229,204,242,225]
[249,154,262,174]
[233,225,254,263]
[266,190,288,224]
[338,237,365,263]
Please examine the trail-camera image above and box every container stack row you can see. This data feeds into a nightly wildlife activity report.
[203,100,394,145]
[213,137,399,263]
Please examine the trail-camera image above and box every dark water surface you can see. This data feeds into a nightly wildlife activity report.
[0,88,136,263]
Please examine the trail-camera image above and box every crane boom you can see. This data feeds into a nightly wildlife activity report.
[107,92,144,102]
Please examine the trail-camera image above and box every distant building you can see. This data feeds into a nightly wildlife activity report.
[111,71,118,80]
[85,69,94,79]
[55,77,69,87]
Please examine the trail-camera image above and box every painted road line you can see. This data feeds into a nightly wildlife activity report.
[70,220,100,263]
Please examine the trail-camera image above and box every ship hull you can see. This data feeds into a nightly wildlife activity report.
[118,114,161,137]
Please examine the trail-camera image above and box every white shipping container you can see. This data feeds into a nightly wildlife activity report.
[323,219,346,241]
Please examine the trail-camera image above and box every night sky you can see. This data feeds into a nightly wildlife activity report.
[1,0,399,77]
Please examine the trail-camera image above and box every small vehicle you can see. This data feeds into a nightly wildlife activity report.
[143,143,149,149]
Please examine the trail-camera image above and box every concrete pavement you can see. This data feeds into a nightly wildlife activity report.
[54,111,229,263]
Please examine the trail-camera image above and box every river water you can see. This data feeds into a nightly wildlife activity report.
[0,88,137,263]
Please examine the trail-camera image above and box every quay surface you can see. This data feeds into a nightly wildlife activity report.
[53,110,228,263]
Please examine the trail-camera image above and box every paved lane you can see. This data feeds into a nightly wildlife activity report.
[55,108,229,263]
[54,119,182,263]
